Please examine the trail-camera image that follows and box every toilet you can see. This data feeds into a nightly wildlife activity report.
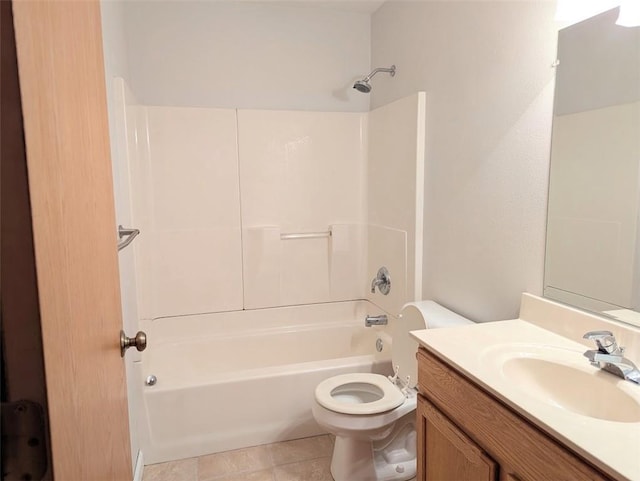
[312,301,473,481]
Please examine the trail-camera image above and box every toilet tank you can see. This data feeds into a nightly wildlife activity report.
[393,301,474,388]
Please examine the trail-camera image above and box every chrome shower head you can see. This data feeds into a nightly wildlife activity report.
[353,65,396,93]
[353,80,372,93]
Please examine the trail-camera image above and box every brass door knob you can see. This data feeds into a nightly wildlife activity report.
[120,330,147,358]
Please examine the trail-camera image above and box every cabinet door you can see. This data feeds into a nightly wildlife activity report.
[417,395,497,481]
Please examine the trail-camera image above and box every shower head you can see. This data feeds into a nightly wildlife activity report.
[353,79,372,93]
[353,65,396,93]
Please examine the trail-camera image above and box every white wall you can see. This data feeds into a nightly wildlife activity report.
[371,1,558,322]
[122,1,371,112]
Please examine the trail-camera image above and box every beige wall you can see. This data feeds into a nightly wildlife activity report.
[371,1,558,321]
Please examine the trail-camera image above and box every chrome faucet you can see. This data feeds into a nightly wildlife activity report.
[583,330,640,384]
[365,314,388,327]
[370,267,391,295]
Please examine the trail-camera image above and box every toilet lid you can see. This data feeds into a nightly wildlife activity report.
[315,373,405,415]
[392,304,428,389]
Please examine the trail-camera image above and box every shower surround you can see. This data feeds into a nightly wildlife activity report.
[129,99,368,316]
[113,78,425,462]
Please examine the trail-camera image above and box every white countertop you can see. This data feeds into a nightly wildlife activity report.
[411,319,640,481]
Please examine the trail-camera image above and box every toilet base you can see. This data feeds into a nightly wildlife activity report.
[331,436,377,480]
[329,411,416,481]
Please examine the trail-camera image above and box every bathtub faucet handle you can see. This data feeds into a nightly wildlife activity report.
[370,267,391,295]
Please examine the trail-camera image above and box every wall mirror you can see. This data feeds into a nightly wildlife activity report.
[544,6,640,327]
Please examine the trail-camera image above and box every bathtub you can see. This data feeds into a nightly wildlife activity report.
[137,300,393,464]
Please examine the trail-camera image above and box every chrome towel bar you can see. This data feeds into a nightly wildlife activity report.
[117,225,140,251]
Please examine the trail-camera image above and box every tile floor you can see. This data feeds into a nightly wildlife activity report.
[143,435,335,481]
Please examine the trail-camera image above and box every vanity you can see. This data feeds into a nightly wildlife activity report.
[411,294,640,481]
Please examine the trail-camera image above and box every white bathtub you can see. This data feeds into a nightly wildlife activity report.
[137,300,392,464]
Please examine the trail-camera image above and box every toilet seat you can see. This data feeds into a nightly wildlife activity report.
[315,373,406,415]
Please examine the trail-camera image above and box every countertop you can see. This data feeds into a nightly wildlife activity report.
[411,319,640,481]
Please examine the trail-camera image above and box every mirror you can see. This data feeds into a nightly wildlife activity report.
[544,7,640,327]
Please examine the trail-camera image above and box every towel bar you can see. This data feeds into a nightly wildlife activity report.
[117,225,140,251]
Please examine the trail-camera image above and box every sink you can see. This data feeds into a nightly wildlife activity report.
[484,344,640,423]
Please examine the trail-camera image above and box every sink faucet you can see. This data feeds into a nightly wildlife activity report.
[583,330,640,384]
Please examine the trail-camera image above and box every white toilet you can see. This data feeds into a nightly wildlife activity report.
[312,301,473,481]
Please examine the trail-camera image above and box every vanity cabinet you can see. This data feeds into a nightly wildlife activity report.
[416,348,613,481]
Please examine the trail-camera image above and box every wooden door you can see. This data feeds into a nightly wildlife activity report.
[12,1,132,479]
[417,395,497,481]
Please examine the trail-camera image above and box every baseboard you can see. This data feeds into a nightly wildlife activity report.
[133,450,144,481]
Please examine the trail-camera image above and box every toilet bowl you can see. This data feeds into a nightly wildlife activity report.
[312,301,473,481]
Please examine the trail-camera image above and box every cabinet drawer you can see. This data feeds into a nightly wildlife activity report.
[417,348,611,481]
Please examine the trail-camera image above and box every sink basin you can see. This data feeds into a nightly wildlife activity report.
[484,344,640,423]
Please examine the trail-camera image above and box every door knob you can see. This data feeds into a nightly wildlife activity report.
[120,330,147,358]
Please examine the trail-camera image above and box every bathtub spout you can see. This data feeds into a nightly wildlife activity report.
[365,315,388,327]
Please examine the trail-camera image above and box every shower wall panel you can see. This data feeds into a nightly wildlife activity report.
[127,107,368,317]
[238,110,367,308]
[367,93,426,315]
[130,107,243,319]
[124,98,427,317]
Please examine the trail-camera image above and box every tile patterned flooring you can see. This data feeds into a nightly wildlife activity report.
[143,435,335,481]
